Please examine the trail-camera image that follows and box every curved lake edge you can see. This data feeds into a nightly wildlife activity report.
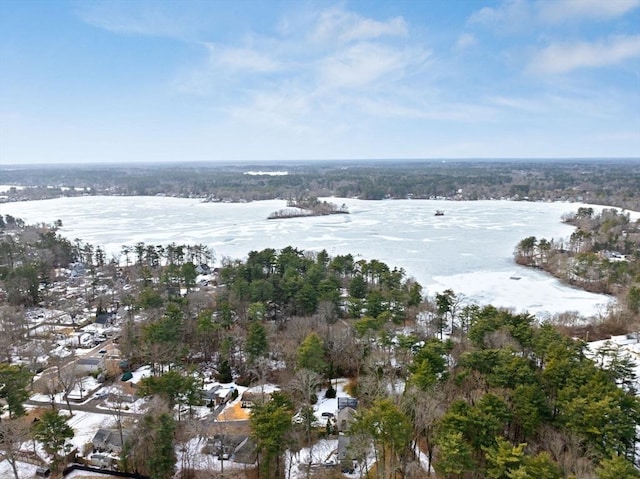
[2,196,633,318]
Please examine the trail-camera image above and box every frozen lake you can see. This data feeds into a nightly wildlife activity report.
[1,196,617,318]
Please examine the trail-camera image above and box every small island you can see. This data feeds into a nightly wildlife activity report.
[268,196,349,219]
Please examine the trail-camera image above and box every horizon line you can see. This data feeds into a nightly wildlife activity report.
[2,156,640,168]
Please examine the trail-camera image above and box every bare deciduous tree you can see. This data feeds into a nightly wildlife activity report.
[0,417,31,479]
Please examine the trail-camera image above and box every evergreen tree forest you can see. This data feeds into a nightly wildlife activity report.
[120,245,638,478]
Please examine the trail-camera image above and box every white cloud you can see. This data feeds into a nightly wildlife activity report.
[174,43,283,95]
[311,8,408,44]
[485,92,616,119]
[469,0,640,32]
[227,88,313,132]
[318,42,428,89]
[528,35,640,74]
[455,33,477,50]
[488,95,547,113]
[208,45,282,73]
[76,1,198,39]
[354,97,498,122]
[340,16,408,43]
[169,5,473,141]
[468,0,532,32]
[538,0,640,23]
[173,5,428,116]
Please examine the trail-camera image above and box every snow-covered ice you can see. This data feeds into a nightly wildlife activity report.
[1,196,630,317]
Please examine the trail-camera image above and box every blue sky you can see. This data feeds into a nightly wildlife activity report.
[1,0,639,164]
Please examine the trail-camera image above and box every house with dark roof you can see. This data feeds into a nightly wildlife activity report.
[337,397,358,411]
[95,311,115,328]
[203,433,248,460]
[91,428,132,454]
[195,263,212,275]
[202,384,221,402]
[76,356,105,374]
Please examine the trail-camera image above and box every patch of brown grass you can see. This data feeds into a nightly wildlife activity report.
[217,401,250,421]
[343,377,358,397]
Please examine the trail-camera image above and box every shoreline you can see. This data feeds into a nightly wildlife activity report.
[1,189,636,213]
[1,196,626,318]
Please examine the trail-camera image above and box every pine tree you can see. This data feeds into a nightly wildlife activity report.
[246,320,269,364]
[250,392,293,479]
[148,413,176,479]
[296,332,327,374]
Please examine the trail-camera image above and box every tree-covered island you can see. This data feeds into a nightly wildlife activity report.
[267,197,349,219]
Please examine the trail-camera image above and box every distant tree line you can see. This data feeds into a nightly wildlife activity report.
[2,159,639,210]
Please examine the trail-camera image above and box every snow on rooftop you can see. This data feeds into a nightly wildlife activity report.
[0,184,26,192]
[243,383,280,395]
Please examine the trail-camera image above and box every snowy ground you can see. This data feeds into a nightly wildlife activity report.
[285,379,360,477]
[311,378,352,423]
[65,410,114,454]
[65,470,126,479]
[587,333,640,393]
[286,439,339,478]
[0,184,26,192]
[587,333,640,466]
[0,460,40,479]
[176,436,252,476]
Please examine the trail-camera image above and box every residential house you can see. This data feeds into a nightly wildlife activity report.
[230,437,258,465]
[76,356,105,374]
[203,433,247,460]
[336,406,357,432]
[195,264,212,275]
[95,311,115,328]
[337,397,358,411]
[88,452,114,468]
[103,346,123,376]
[202,384,222,404]
[68,262,86,279]
[215,386,235,406]
[91,428,132,454]
[241,384,279,408]
[337,435,353,461]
